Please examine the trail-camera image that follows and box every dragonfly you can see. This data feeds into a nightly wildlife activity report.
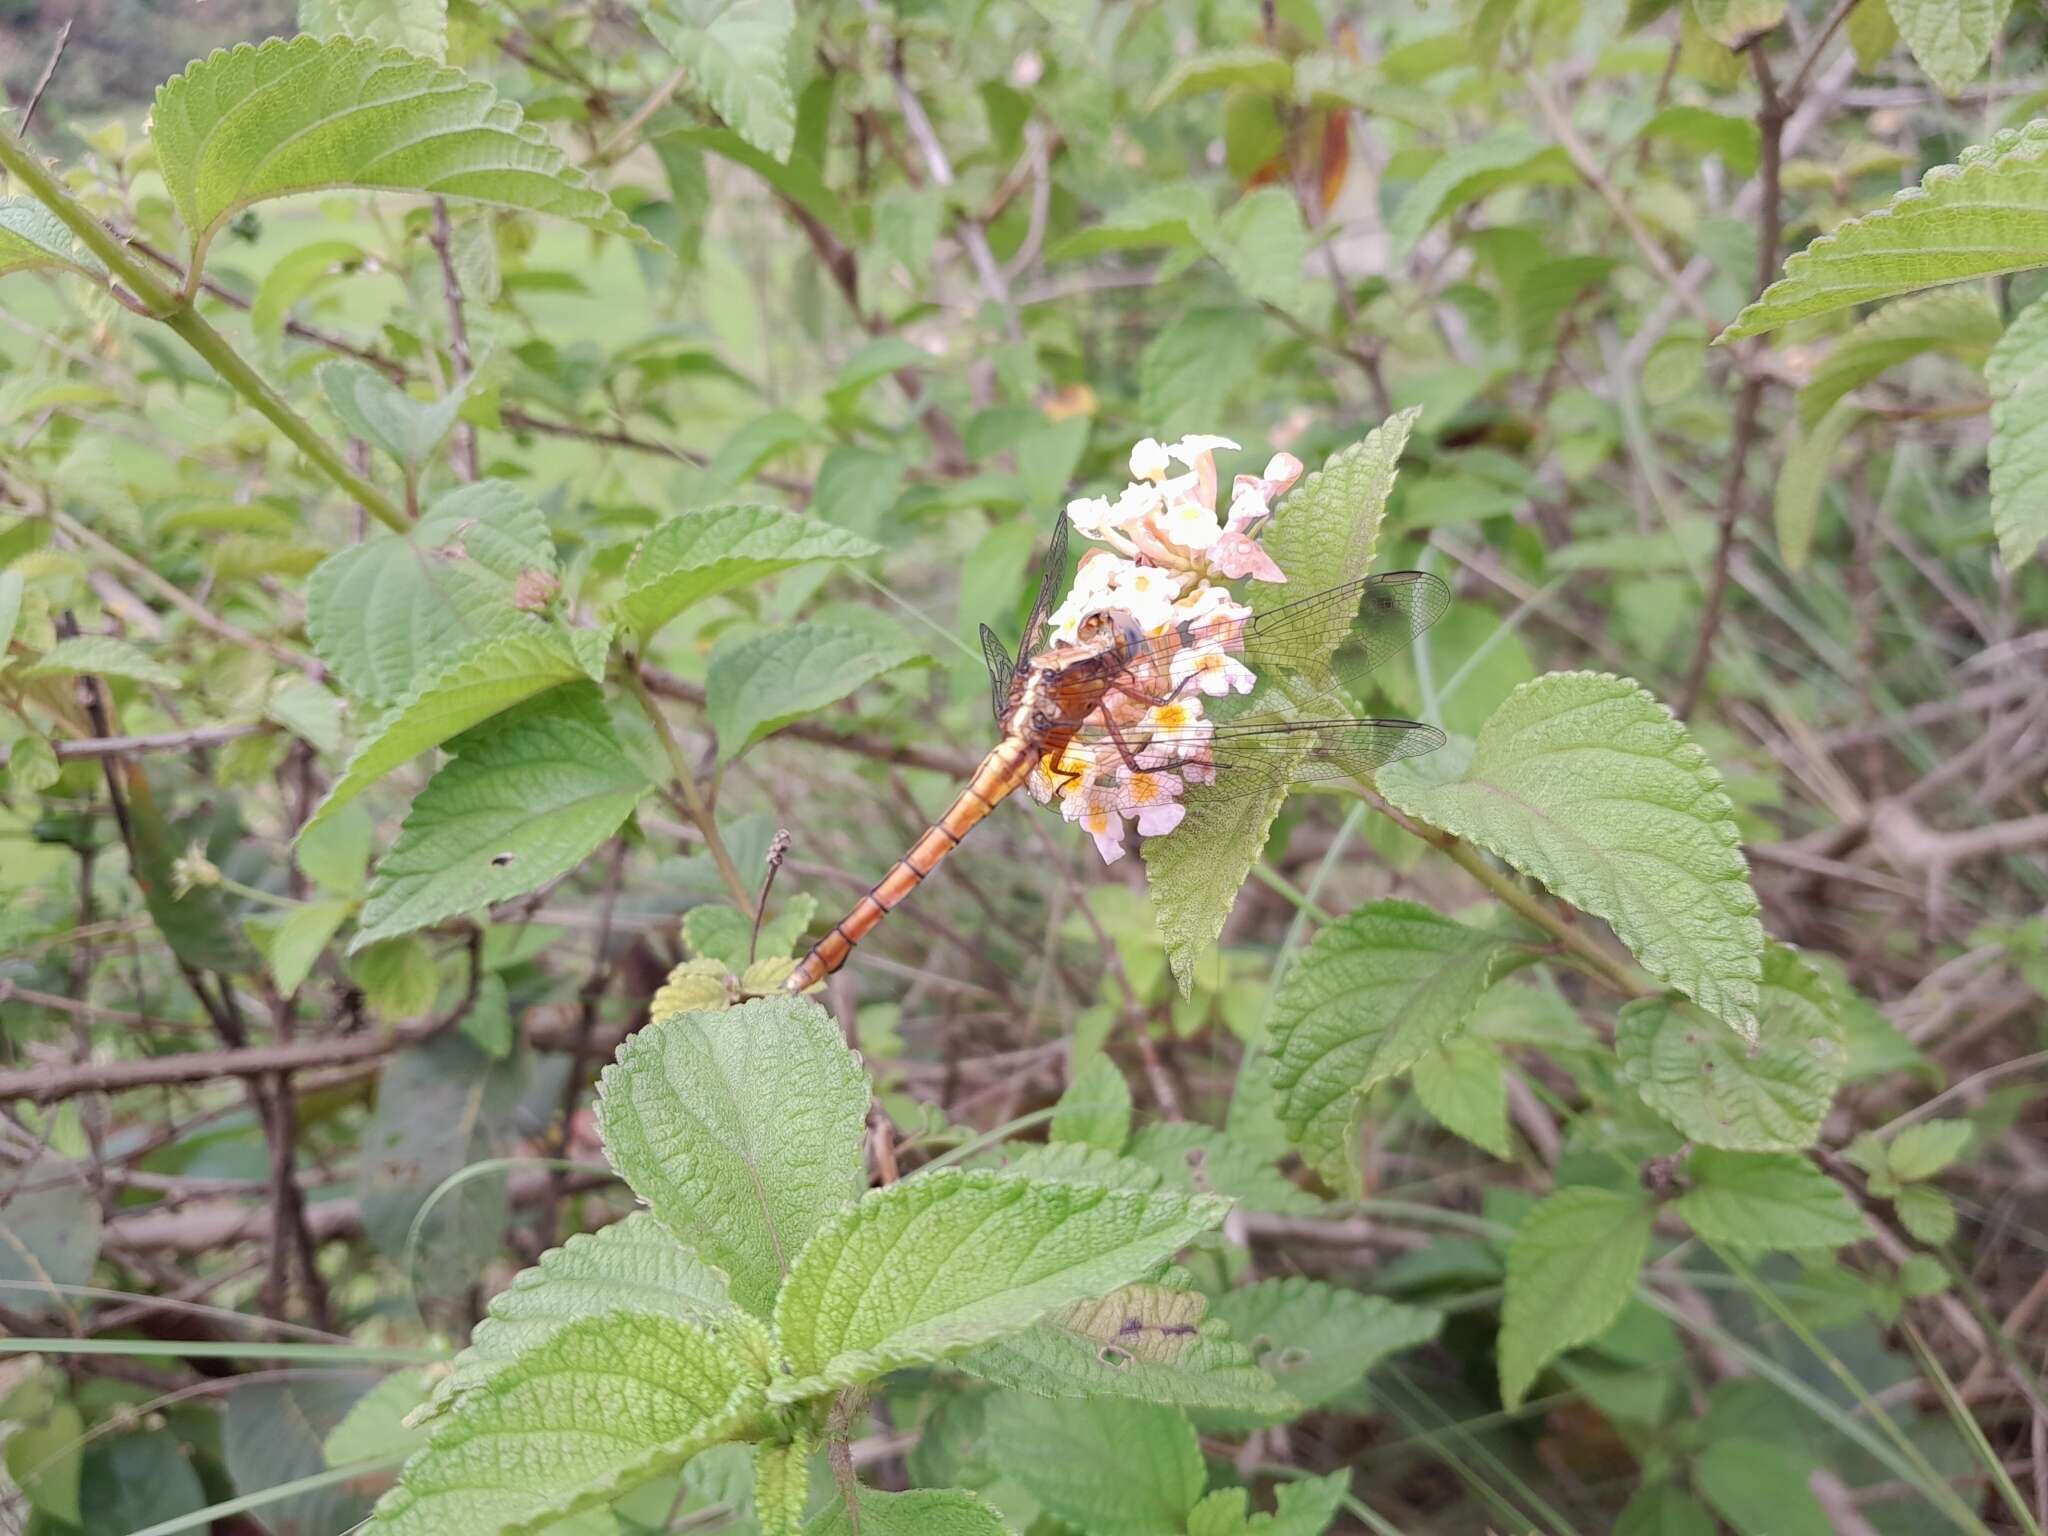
[785,515,1449,993]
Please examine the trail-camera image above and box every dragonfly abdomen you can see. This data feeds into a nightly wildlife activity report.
[785,735,1036,993]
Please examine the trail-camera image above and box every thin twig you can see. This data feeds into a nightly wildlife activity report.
[19,19,71,133]
[427,198,480,481]
[1678,46,1786,718]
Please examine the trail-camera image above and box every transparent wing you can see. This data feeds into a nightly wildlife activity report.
[1016,512,1070,663]
[979,623,1015,726]
[1115,716,1447,803]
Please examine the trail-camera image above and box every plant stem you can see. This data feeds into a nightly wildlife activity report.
[0,124,410,533]
[1364,788,1649,998]
[621,660,757,914]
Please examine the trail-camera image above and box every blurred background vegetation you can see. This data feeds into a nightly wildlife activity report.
[2,0,2047,1529]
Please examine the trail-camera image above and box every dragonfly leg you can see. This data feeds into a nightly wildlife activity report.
[1106,670,1200,710]
[1100,712,1147,772]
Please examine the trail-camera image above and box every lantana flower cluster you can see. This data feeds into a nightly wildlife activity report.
[1031,434,1301,863]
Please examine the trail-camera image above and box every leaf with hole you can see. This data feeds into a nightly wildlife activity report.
[1208,1276,1443,1422]
[354,684,648,948]
[307,479,560,709]
[1616,943,1845,1151]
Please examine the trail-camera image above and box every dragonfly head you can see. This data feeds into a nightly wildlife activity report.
[1074,607,1146,657]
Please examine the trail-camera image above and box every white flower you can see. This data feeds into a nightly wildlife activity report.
[1110,562,1189,631]
[1063,778,1129,862]
[1121,769,1187,839]
[1168,434,1240,469]
[1064,495,1119,539]
[1155,476,1223,552]
[1171,640,1257,698]
[1129,437,1170,482]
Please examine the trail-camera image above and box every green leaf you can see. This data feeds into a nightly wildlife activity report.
[1146,45,1292,110]
[252,238,367,333]
[824,336,932,416]
[263,897,353,993]
[1691,0,1785,48]
[645,0,796,163]
[1887,0,2012,95]
[0,197,102,280]
[304,627,593,836]
[1388,132,1558,260]
[1847,0,1900,61]
[1125,1123,1321,1215]
[307,479,559,709]
[1136,306,1267,430]
[706,621,919,761]
[1498,1186,1655,1409]
[151,36,645,273]
[319,360,468,479]
[354,684,648,947]
[1721,122,2048,339]
[1413,1036,1512,1158]
[753,1434,812,1536]
[1381,671,1763,1037]
[804,1488,1011,1536]
[1796,288,2002,429]
[1887,1118,1971,1180]
[22,635,180,689]
[0,1155,102,1320]
[1617,1485,1718,1536]
[4,1399,83,1523]
[1051,1053,1133,1151]
[770,1169,1229,1400]
[77,1433,204,1536]
[225,1375,380,1536]
[1049,184,1213,261]
[7,734,58,795]
[1894,1183,1958,1244]
[1209,186,1312,315]
[299,0,449,60]
[325,1370,433,1465]
[427,1213,731,1420]
[957,1280,1295,1414]
[1638,106,1760,177]
[1696,1438,1830,1536]
[1773,400,1863,572]
[597,996,869,1317]
[1147,412,1420,994]
[1616,943,1846,1151]
[613,504,878,641]
[1987,290,2048,566]
[1266,902,1524,1187]
[1208,1276,1443,1418]
[365,1312,765,1536]
[1675,1150,1866,1251]
[984,1396,1204,1536]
